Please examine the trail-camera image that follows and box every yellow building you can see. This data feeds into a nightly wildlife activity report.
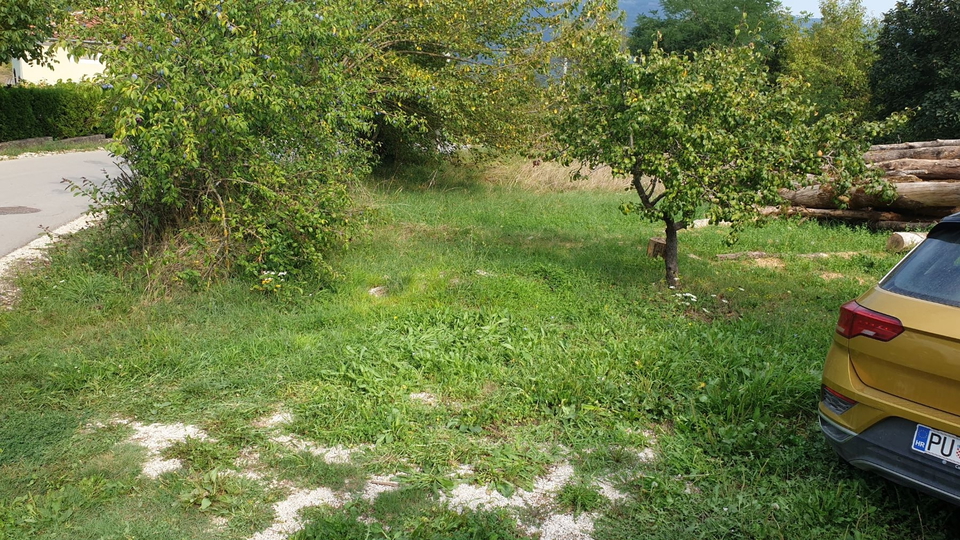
[11,43,104,85]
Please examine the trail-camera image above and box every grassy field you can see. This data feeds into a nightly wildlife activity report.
[1,160,957,539]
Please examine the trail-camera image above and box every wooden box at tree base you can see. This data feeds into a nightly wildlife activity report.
[647,237,666,259]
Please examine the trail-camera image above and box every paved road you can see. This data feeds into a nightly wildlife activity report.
[0,150,123,257]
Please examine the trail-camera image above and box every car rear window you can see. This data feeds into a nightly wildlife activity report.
[881,225,960,308]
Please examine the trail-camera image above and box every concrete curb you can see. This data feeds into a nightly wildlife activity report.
[0,137,53,150]
[0,134,107,151]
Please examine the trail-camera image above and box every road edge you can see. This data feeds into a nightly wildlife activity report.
[0,213,100,309]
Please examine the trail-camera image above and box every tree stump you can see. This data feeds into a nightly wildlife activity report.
[647,237,666,259]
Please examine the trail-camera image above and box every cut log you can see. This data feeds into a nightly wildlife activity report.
[870,139,960,151]
[882,172,925,182]
[872,159,960,180]
[779,182,960,216]
[865,145,960,163]
[893,182,960,207]
[778,186,837,208]
[793,207,909,221]
[647,237,666,259]
[761,206,913,222]
[886,231,928,252]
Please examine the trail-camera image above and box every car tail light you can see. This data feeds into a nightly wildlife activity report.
[835,301,904,342]
[822,385,857,415]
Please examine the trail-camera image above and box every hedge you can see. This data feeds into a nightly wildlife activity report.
[0,83,110,143]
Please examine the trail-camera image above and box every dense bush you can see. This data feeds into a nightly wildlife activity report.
[60,0,577,282]
[0,82,108,142]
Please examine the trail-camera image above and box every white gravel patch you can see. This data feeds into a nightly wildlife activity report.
[443,483,514,512]
[409,392,438,406]
[440,463,611,540]
[233,448,267,481]
[270,435,357,464]
[142,457,183,478]
[253,411,293,429]
[249,487,342,540]
[595,479,629,502]
[210,515,230,532]
[521,462,575,508]
[532,513,597,540]
[634,446,656,463]
[361,475,401,502]
[123,421,212,479]
[441,462,575,513]
[127,422,211,453]
[451,463,475,478]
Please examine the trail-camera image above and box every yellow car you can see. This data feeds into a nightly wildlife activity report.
[820,215,960,503]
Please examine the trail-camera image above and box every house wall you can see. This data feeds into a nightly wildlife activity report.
[11,45,104,85]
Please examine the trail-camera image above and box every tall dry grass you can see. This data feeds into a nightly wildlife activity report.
[483,158,629,193]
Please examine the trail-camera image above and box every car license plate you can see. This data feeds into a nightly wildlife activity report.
[912,424,960,466]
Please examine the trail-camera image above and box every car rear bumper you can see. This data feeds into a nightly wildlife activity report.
[820,412,960,505]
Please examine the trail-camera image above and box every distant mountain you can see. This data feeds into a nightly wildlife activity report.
[618,0,663,28]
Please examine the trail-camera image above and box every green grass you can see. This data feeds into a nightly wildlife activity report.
[1,161,958,538]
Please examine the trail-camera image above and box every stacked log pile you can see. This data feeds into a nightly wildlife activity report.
[775,139,960,230]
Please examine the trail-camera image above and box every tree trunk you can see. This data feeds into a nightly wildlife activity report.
[865,145,960,163]
[870,139,960,151]
[872,159,960,180]
[779,182,960,216]
[881,172,925,182]
[760,206,913,221]
[663,216,681,288]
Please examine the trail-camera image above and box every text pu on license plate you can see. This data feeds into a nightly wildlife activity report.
[912,424,960,466]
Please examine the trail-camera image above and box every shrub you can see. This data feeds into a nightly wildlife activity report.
[70,0,373,280]
[0,82,108,142]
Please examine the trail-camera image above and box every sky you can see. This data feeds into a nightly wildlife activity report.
[779,0,900,18]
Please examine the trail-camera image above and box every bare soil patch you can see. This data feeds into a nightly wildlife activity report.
[754,257,786,269]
